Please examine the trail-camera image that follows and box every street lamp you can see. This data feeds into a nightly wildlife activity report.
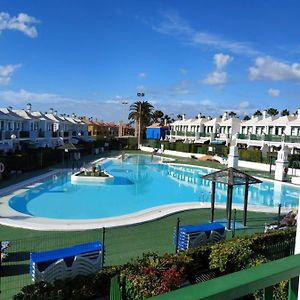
[11,134,16,152]
[136,92,145,149]
[121,101,129,137]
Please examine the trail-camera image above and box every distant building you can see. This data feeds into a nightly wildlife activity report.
[146,123,169,140]
[166,110,300,152]
[82,118,134,139]
[0,104,89,153]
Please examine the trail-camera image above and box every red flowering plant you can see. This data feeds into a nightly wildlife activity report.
[120,252,191,299]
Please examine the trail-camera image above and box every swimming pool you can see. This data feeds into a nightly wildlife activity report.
[8,154,300,220]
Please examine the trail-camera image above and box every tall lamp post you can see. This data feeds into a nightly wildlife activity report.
[11,134,16,152]
[137,92,144,149]
[121,101,128,137]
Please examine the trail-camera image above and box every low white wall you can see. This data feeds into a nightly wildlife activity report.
[140,146,206,159]
[141,145,300,176]
[238,160,275,172]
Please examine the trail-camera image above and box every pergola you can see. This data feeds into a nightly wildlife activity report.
[202,167,262,230]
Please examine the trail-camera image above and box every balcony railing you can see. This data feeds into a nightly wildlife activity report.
[264,134,283,142]
[168,131,210,138]
[20,131,29,138]
[38,131,45,138]
[237,133,248,139]
[284,135,300,143]
[237,134,300,144]
[149,253,300,300]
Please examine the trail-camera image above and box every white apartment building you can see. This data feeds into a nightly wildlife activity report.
[167,112,241,145]
[166,109,300,151]
[0,104,89,152]
[237,109,300,152]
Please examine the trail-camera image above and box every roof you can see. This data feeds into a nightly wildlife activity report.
[31,111,54,122]
[202,167,262,186]
[254,116,276,126]
[204,117,222,126]
[0,108,25,121]
[30,241,102,263]
[13,109,40,120]
[241,116,262,126]
[147,123,169,129]
[218,117,241,126]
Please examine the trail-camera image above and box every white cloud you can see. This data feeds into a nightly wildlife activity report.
[0,12,39,38]
[0,64,22,85]
[214,53,233,70]
[202,71,227,86]
[179,68,188,75]
[137,72,147,79]
[171,80,191,95]
[202,53,233,86]
[268,88,280,97]
[151,11,260,56]
[249,56,300,81]
[239,101,250,109]
[200,99,214,106]
[0,89,132,122]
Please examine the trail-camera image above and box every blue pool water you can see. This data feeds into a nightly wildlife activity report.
[9,155,300,219]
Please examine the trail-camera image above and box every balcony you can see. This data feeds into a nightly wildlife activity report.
[284,135,300,144]
[38,131,45,138]
[237,133,249,139]
[264,134,283,142]
[20,131,30,138]
[237,134,300,144]
[4,130,20,139]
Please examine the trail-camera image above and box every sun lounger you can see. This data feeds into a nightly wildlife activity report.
[264,210,297,233]
[1,241,11,252]
[1,252,8,262]
[174,222,225,250]
[30,241,103,283]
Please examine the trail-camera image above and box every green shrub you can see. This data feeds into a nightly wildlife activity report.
[14,229,295,299]
[198,144,209,154]
[14,267,120,300]
[120,252,192,299]
[239,149,262,163]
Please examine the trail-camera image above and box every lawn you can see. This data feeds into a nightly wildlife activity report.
[0,208,277,299]
[0,150,282,299]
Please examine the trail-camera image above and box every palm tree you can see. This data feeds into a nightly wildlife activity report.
[228,111,237,118]
[266,108,279,116]
[243,115,251,120]
[177,114,183,120]
[128,101,154,140]
[281,109,290,116]
[162,114,173,124]
[253,110,262,117]
[152,110,164,123]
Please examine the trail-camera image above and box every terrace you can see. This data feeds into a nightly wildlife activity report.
[0,150,298,298]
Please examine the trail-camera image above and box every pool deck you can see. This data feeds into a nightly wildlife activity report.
[0,160,294,231]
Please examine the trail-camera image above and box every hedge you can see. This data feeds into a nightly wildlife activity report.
[239,148,262,163]
[14,229,295,300]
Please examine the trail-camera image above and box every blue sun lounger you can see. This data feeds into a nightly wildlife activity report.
[174,222,225,250]
[30,241,103,283]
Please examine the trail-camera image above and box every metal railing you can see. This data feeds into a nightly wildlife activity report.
[150,253,300,300]
[19,131,29,138]
[110,276,122,300]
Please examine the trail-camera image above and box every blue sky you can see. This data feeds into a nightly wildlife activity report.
[0,0,300,121]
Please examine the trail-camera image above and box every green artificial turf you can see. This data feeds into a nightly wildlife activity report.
[0,149,284,298]
[0,208,277,299]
